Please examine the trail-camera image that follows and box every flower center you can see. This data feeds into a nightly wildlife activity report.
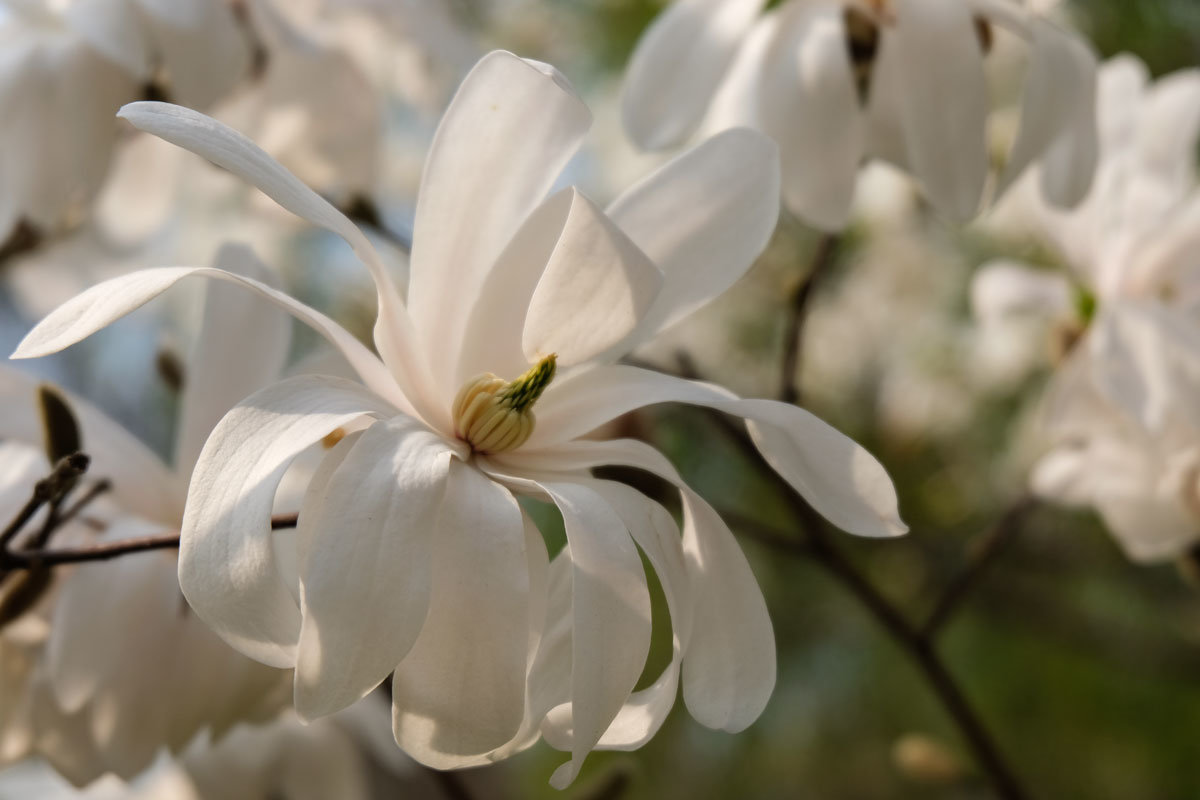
[451,354,557,453]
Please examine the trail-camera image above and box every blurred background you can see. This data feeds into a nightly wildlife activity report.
[1,1,1199,798]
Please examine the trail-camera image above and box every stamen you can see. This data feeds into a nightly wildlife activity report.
[452,355,557,453]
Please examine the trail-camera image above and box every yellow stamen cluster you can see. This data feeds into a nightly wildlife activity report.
[452,355,557,453]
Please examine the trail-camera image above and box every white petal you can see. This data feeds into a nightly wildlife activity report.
[759,2,863,231]
[522,189,662,366]
[11,265,409,412]
[999,22,1099,207]
[564,480,692,749]
[0,364,181,525]
[606,127,780,342]
[701,12,780,135]
[1029,445,1093,507]
[884,0,989,220]
[621,0,765,149]
[1135,67,1200,194]
[407,51,591,396]
[45,519,179,715]
[529,366,906,537]
[138,0,250,109]
[179,375,400,667]
[174,245,292,481]
[392,461,531,766]
[970,260,1073,324]
[295,417,454,720]
[538,480,651,789]
[115,102,436,423]
[491,437,775,733]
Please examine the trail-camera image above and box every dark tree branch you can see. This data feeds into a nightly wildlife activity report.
[779,233,840,404]
[922,496,1037,637]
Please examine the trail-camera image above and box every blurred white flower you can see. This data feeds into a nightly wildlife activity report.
[0,0,251,241]
[14,51,907,787]
[621,0,1099,230]
[0,245,302,784]
[972,54,1200,561]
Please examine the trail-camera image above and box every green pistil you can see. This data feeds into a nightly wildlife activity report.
[500,354,557,412]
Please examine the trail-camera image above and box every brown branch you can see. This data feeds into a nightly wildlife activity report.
[0,454,90,550]
[779,233,840,405]
[922,496,1037,637]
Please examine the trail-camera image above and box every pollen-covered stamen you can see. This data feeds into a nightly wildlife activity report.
[452,354,557,453]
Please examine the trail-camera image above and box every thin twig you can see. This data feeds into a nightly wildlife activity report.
[922,496,1037,637]
[779,233,840,405]
[0,512,300,570]
[0,454,90,550]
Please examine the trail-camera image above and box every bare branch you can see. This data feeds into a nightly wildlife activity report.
[780,233,839,405]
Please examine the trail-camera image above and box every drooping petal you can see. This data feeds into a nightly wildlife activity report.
[179,375,400,667]
[0,364,181,525]
[406,51,591,396]
[174,244,292,481]
[11,266,409,412]
[114,102,437,424]
[998,21,1099,208]
[606,127,780,345]
[392,460,532,766]
[528,366,906,537]
[880,0,990,220]
[521,189,662,366]
[621,0,766,149]
[545,479,692,750]
[759,2,863,231]
[489,437,775,733]
[970,259,1074,324]
[295,417,454,720]
[702,12,780,135]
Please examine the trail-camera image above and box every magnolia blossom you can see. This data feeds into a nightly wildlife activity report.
[0,0,251,240]
[0,246,303,783]
[14,51,905,787]
[621,0,1099,230]
[972,55,1200,561]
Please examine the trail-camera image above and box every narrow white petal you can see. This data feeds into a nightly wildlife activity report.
[607,127,780,344]
[554,480,692,750]
[521,189,663,366]
[885,0,989,220]
[179,375,400,667]
[174,245,292,481]
[621,0,766,149]
[407,51,591,396]
[1135,67,1200,192]
[11,266,409,412]
[491,437,775,733]
[115,102,435,421]
[999,22,1099,207]
[295,418,454,720]
[702,12,780,135]
[392,461,531,765]
[529,366,906,537]
[759,2,863,230]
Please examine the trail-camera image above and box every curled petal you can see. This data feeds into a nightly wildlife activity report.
[179,375,399,667]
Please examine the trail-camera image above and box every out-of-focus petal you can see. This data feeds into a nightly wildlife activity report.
[621,0,765,149]
[970,259,1074,324]
[174,245,291,481]
[759,2,863,230]
[606,127,780,343]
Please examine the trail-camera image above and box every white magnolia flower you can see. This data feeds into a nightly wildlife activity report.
[621,0,1099,231]
[971,55,1200,561]
[0,246,300,784]
[13,51,906,787]
[0,0,251,240]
